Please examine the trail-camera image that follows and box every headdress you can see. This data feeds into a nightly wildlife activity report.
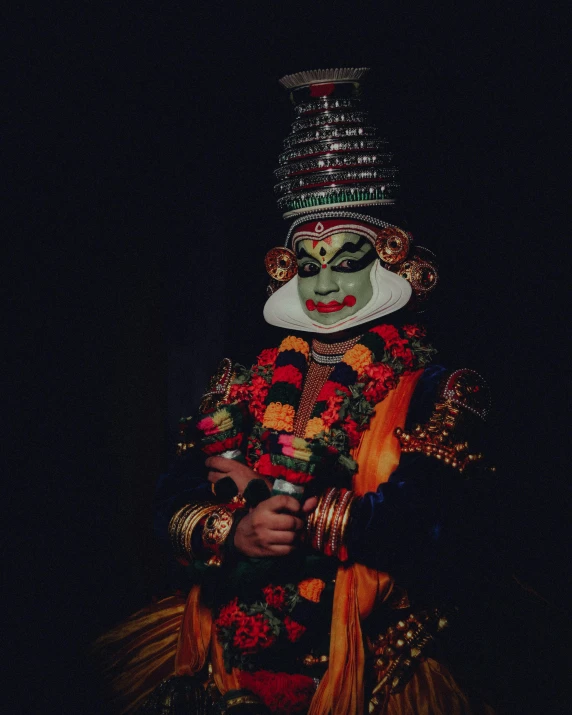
[263,68,438,333]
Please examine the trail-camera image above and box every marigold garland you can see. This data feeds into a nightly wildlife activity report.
[196,323,435,485]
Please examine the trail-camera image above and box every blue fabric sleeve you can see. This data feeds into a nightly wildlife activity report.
[344,364,480,601]
[153,445,211,555]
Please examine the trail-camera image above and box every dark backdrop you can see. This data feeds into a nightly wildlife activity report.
[8,2,569,713]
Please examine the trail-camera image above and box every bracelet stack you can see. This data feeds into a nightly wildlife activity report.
[168,502,234,566]
[306,487,357,561]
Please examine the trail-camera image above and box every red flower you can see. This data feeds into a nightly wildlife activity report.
[228,382,249,403]
[257,348,279,366]
[232,612,275,654]
[262,584,287,611]
[316,380,349,402]
[341,417,362,447]
[273,364,303,389]
[364,362,395,385]
[238,671,316,715]
[370,323,402,347]
[254,453,273,476]
[402,324,426,339]
[215,598,240,629]
[390,342,414,367]
[283,616,306,643]
[250,374,271,422]
[255,453,312,484]
[202,434,243,455]
[362,363,398,403]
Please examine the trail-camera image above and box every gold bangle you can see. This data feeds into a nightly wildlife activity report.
[315,488,336,552]
[306,491,325,546]
[179,504,209,558]
[337,493,357,560]
[328,489,352,556]
[169,502,216,561]
[169,504,194,555]
[184,504,216,559]
[322,490,340,552]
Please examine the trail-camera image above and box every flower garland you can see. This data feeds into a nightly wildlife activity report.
[197,324,434,486]
[214,583,307,671]
[197,324,434,675]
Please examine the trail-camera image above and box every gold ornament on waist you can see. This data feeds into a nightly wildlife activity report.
[368,608,451,710]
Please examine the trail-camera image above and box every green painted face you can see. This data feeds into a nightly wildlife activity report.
[296,232,376,326]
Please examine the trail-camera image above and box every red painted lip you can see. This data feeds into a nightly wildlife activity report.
[316,301,345,313]
[306,295,356,313]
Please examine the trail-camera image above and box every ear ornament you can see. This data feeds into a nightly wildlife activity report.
[375,227,411,265]
[264,247,298,282]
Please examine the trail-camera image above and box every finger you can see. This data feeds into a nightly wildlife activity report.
[207,471,227,483]
[263,494,302,514]
[268,514,304,532]
[266,530,298,545]
[302,496,319,514]
[205,456,234,471]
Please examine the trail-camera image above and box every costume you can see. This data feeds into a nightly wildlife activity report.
[96,69,495,715]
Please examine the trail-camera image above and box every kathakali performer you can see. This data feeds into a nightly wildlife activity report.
[97,68,496,714]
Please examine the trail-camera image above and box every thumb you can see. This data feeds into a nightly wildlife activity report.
[302,496,318,514]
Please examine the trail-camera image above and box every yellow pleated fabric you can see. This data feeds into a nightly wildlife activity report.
[384,659,496,715]
[175,583,240,693]
[93,595,186,713]
[308,370,423,715]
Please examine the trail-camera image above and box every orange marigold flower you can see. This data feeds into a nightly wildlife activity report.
[279,335,310,358]
[304,417,325,439]
[322,393,345,428]
[262,402,295,432]
[298,578,326,603]
[343,343,373,376]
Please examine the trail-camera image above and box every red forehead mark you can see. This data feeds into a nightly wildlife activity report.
[311,236,333,249]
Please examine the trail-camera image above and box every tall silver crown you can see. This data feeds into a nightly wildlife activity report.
[275,68,399,219]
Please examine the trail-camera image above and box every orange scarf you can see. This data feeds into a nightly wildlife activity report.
[175,370,423,713]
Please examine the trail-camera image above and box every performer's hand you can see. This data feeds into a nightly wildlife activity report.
[205,456,272,494]
[234,495,306,557]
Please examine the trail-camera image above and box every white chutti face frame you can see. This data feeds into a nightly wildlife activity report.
[263,260,412,334]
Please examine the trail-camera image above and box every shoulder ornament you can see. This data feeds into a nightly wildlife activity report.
[199,357,236,413]
[395,368,492,474]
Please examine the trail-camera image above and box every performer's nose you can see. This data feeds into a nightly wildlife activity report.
[314,266,339,296]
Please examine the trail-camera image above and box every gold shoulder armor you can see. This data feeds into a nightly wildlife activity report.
[395,369,492,474]
[199,357,236,413]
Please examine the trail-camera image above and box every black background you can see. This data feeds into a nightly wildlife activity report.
[7,2,569,713]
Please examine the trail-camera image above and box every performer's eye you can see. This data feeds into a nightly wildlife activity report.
[298,261,320,277]
[333,258,358,272]
[331,249,376,273]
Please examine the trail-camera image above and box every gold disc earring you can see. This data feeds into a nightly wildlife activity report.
[375,227,411,265]
[264,247,298,282]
